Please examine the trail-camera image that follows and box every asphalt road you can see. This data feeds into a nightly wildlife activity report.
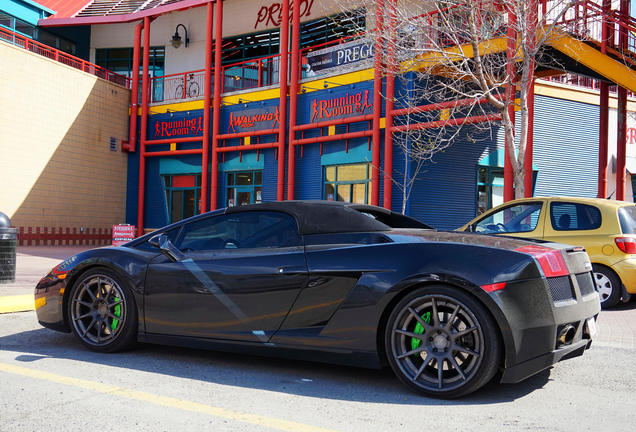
[1,305,635,432]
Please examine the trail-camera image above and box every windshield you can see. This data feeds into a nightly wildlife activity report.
[618,206,636,234]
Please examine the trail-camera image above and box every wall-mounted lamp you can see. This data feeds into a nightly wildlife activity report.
[171,24,189,48]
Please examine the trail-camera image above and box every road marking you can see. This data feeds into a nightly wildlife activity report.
[0,362,335,432]
[0,295,34,314]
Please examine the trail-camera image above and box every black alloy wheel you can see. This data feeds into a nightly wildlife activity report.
[385,285,501,398]
[68,268,137,352]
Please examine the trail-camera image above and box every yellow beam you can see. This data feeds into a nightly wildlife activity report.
[547,32,636,93]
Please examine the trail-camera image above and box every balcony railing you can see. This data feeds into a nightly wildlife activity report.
[1,26,130,88]
[149,54,281,104]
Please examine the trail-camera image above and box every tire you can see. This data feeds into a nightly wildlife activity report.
[68,268,138,353]
[592,264,621,309]
[384,285,501,399]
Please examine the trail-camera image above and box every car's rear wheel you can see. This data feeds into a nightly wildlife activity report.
[68,268,137,352]
[592,264,621,309]
[385,285,501,399]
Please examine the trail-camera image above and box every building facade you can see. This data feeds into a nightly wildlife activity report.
[2,0,636,238]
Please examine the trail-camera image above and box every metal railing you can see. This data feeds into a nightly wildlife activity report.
[149,54,281,104]
[1,26,130,88]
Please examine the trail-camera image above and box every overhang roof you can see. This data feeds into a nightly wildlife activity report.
[37,0,212,27]
[35,1,87,19]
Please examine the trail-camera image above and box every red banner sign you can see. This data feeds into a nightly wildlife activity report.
[112,225,136,246]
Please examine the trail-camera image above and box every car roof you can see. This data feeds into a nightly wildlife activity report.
[224,200,394,235]
[503,196,634,209]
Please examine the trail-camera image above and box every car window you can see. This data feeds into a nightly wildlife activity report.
[474,203,542,234]
[618,206,636,234]
[550,202,601,231]
[176,211,301,251]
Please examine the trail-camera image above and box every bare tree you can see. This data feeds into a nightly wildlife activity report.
[335,0,584,205]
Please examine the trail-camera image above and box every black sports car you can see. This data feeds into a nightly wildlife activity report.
[35,201,600,398]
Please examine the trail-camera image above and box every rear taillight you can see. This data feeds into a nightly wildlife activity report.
[516,244,569,278]
[615,237,636,254]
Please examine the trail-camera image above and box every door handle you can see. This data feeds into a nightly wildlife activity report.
[277,266,306,274]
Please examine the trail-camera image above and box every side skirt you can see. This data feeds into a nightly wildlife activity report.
[138,332,382,369]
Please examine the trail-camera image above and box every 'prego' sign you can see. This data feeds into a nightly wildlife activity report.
[112,225,136,246]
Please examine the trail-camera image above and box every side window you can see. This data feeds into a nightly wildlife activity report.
[550,202,601,231]
[176,211,301,251]
[474,203,542,234]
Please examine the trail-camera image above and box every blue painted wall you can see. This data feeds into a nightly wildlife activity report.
[126,76,602,232]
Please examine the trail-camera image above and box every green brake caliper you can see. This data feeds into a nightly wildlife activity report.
[111,297,121,331]
[411,311,431,352]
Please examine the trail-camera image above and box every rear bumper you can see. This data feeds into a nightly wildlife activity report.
[494,276,600,384]
[500,333,592,384]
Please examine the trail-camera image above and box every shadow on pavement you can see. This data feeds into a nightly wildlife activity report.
[0,316,550,405]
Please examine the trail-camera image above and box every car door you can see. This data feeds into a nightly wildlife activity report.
[144,211,308,342]
[468,200,547,239]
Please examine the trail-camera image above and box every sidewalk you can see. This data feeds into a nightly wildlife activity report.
[0,246,91,313]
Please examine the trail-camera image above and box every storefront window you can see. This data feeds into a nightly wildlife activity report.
[324,163,371,204]
[226,170,263,207]
[164,174,201,223]
[477,166,504,214]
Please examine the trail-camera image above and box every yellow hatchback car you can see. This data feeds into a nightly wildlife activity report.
[459,197,636,308]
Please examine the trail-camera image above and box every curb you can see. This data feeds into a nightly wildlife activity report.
[0,295,35,314]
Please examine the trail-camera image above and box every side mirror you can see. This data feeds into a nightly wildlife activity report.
[149,234,186,262]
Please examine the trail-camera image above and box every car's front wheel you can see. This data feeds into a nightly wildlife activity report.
[385,285,501,399]
[68,268,137,352]
[592,264,621,309]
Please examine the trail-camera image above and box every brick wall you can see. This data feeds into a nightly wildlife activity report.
[0,40,130,234]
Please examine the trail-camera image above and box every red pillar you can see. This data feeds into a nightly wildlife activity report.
[127,21,142,153]
[598,0,611,198]
[598,83,609,198]
[211,0,223,210]
[371,0,385,206]
[617,88,627,200]
[201,2,213,213]
[286,0,301,200]
[137,16,151,236]
[383,0,396,210]
[616,0,629,200]
[504,11,516,202]
[277,0,289,201]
